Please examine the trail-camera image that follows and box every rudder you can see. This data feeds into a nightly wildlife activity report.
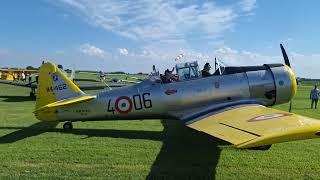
[35,62,84,121]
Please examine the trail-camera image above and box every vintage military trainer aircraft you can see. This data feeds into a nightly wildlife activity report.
[0,65,128,97]
[34,44,320,150]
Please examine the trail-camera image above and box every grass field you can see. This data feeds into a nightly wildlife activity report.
[75,72,146,83]
[1,79,320,179]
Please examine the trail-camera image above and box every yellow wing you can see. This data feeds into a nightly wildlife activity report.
[186,104,320,148]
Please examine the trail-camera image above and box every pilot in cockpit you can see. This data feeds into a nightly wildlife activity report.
[201,63,212,77]
[162,67,177,83]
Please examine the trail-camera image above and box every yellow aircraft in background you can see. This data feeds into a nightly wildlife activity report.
[0,68,38,81]
[0,65,129,96]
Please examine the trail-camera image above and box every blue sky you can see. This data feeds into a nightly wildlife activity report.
[0,0,319,78]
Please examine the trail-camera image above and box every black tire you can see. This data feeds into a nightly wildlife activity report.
[249,145,272,150]
[63,122,73,130]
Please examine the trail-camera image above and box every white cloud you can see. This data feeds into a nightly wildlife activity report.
[79,43,105,58]
[118,48,128,55]
[212,46,320,79]
[280,37,293,44]
[56,1,256,43]
[239,0,256,12]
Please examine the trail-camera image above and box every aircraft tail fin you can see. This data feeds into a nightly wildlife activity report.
[35,62,85,121]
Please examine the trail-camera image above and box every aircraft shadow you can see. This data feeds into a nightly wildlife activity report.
[0,124,162,144]
[146,119,226,179]
[0,122,58,143]
[0,95,35,102]
[0,120,227,179]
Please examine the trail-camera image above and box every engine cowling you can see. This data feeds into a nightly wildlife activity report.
[268,65,297,105]
[245,64,297,106]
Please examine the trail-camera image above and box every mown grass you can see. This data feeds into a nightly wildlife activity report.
[75,72,146,82]
[0,79,320,179]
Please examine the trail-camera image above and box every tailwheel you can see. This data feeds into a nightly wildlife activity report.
[63,121,73,130]
[250,145,272,150]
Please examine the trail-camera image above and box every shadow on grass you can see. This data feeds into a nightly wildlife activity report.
[0,122,58,143]
[0,124,162,143]
[0,119,226,179]
[146,119,225,179]
[0,95,35,102]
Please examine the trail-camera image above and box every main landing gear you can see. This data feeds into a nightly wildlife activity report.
[63,121,73,130]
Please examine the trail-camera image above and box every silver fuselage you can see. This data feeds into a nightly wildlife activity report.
[57,64,296,122]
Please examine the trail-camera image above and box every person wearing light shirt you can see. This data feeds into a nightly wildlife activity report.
[310,85,320,109]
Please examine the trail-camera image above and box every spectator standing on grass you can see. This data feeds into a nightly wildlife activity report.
[21,72,26,81]
[310,85,320,109]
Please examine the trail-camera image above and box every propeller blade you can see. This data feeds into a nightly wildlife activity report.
[280,44,294,112]
[280,44,291,67]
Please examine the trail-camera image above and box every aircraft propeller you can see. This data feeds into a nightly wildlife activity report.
[280,44,293,112]
[280,44,291,67]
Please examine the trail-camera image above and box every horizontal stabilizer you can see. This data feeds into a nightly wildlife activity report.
[34,95,96,113]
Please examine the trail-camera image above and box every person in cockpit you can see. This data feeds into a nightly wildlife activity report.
[202,63,212,77]
[162,67,176,83]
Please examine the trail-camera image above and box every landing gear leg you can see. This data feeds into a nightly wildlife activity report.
[63,121,73,130]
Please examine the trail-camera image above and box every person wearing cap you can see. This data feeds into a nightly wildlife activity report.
[202,63,212,77]
[310,85,320,109]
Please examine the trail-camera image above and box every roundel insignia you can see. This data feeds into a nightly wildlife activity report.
[115,96,133,114]
[279,80,284,86]
[248,113,291,122]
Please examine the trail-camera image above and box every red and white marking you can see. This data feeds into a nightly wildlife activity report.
[248,113,292,122]
[175,53,184,61]
[115,96,133,114]
[165,89,177,95]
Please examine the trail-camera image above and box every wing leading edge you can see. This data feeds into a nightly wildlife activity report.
[185,104,320,148]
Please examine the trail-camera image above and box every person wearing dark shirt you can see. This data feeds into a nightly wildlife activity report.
[310,85,320,109]
[162,67,176,83]
[202,63,211,77]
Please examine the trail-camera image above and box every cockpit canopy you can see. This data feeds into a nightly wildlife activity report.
[175,61,201,81]
[149,60,226,83]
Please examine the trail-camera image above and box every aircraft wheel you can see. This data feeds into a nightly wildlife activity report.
[63,122,73,130]
[250,145,272,150]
